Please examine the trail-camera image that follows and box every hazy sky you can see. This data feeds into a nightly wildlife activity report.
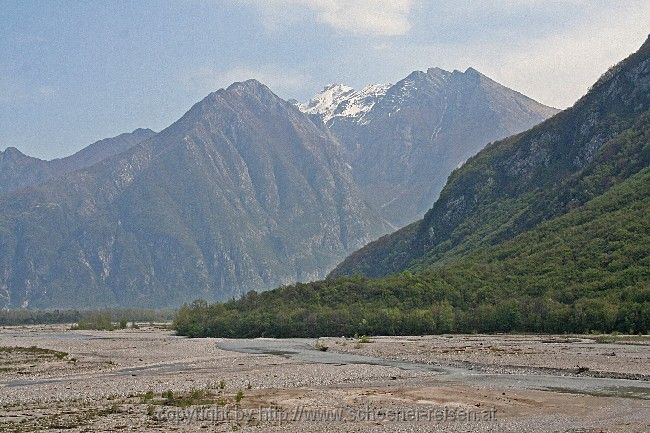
[2,0,649,159]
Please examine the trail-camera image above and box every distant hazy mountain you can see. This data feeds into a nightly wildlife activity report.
[299,68,559,226]
[0,80,388,309]
[0,128,155,195]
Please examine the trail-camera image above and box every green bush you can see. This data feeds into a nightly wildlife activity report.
[74,312,113,331]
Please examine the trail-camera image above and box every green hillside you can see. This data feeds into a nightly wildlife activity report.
[330,36,650,279]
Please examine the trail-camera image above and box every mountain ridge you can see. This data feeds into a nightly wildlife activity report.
[173,38,650,338]
[0,128,156,196]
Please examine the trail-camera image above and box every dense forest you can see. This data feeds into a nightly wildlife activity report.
[174,168,649,337]
[0,308,174,326]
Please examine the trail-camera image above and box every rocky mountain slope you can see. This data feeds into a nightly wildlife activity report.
[331,36,650,279]
[0,80,388,308]
[299,68,559,226]
[0,128,155,195]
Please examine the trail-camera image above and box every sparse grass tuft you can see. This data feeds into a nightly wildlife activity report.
[141,391,155,402]
[158,389,215,407]
[315,341,329,351]
[0,346,68,360]
[591,334,650,345]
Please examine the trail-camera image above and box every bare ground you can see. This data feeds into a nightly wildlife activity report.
[0,325,648,432]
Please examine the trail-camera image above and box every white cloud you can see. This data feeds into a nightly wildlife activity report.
[183,65,311,98]
[309,0,413,36]
[467,4,650,108]
[253,0,414,36]
[492,14,649,108]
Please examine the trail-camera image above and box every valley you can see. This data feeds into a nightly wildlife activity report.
[2,4,648,432]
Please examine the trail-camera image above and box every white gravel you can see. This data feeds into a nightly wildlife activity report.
[0,325,647,432]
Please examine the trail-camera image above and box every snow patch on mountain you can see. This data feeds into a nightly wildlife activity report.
[298,84,354,122]
[335,83,391,124]
[298,83,391,124]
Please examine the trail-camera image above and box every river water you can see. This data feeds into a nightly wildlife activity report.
[217,338,650,400]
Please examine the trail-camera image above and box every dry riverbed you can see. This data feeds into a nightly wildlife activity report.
[0,325,648,432]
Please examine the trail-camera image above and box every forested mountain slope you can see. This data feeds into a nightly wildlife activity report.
[175,165,649,337]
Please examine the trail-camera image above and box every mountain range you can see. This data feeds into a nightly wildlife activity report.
[0,81,390,308]
[1,66,558,308]
[175,36,650,337]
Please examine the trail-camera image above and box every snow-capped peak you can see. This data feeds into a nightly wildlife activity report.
[298,83,391,124]
[298,84,355,122]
